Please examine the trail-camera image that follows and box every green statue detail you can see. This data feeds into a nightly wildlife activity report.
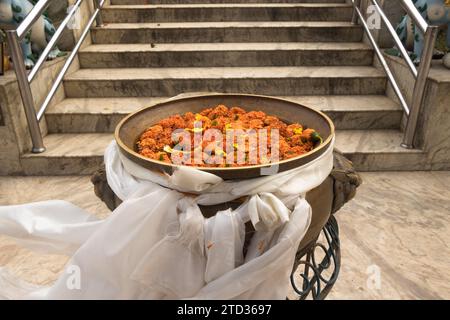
[388,0,450,68]
[0,0,66,69]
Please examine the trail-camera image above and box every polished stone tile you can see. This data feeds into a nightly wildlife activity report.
[0,173,449,299]
[63,66,386,97]
[0,235,69,287]
[0,176,110,219]
[78,42,372,68]
[100,4,353,24]
[0,176,110,287]
[326,172,450,300]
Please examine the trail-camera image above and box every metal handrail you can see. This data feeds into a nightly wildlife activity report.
[351,0,439,149]
[2,0,104,153]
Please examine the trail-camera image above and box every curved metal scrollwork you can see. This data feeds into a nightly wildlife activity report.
[289,215,341,300]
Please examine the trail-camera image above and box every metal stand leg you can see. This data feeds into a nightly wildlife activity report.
[289,215,341,300]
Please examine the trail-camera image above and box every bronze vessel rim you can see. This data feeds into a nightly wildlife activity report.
[114,93,335,173]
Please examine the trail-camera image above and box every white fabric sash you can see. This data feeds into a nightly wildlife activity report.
[0,139,334,300]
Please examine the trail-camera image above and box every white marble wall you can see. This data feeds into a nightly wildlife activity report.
[415,64,450,169]
[380,55,450,170]
[0,58,66,175]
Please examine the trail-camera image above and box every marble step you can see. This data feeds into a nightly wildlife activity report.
[112,1,347,4]
[19,130,425,175]
[63,66,387,97]
[45,96,402,133]
[91,22,363,44]
[78,43,373,68]
[101,3,353,23]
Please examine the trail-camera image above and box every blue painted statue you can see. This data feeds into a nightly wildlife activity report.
[392,0,450,68]
[0,0,65,69]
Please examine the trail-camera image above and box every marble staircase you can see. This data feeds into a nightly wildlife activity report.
[22,0,424,175]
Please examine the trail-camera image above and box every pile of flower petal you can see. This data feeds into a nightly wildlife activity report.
[136,104,323,167]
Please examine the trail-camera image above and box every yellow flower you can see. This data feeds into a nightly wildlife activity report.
[215,149,227,157]
[192,127,204,133]
[163,145,173,153]
[185,127,204,133]
[260,156,270,164]
[164,145,191,154]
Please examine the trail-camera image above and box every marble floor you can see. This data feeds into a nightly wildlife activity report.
[0,172,449,299]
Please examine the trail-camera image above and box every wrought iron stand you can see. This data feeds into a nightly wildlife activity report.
[290,215,341,300]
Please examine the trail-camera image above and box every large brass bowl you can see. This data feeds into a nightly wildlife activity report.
[115,94,335,180]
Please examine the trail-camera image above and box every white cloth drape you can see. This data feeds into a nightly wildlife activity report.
[0,139,334,300]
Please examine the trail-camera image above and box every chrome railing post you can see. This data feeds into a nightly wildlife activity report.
[94,0,104,27]
[402,25,439,149]
[351,0,361,25]
[5,30,45,153]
